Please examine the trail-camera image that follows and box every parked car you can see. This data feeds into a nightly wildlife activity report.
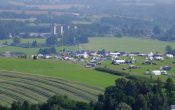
[160,66,171,71]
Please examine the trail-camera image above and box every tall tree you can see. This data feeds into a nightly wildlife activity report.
[165,77,175,105]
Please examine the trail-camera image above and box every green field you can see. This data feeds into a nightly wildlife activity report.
[0,58,120,106]
[80,37,175,53]
[0,46,78,55]
[0,58,119,89]
[0,71,103,106]
[0,38,46,44]
[0,37,175,55]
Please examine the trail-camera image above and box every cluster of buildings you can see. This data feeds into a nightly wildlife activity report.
[31,50,174,77]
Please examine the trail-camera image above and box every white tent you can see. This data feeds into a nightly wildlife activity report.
[151,70,161,75]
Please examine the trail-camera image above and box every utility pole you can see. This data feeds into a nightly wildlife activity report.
[61,26,64,55]
[74,25,79,51]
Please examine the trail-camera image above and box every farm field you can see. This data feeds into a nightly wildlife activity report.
[0,46,78,55]
[1,37,175,55]
[0,38,46,44]
[0,58,120,106]
[80,37,175,54]
[0,58,119,89]
[0,46,39,55]
[0,71,103,106]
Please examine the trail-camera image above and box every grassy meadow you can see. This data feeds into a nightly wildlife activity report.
[0,70,105,106]
[0,37,175,55]
[0,57,119,106]
[0,58,119,89]
[80,37,175,53]
[0,38,46,44]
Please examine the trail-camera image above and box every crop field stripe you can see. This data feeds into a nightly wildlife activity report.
[0,94,13,105]
[5,80,88,102]
[0,86,38,103]
[0,89,27,102]
[3,81,54,97]
[14,79,96,101]
[0,82,47,102]
[15,77,99,100]
[44,77,104,91]
[0,73,100,101]
[0,70,104,91]
[46,79,103,95]
[47,79,100,96]
[0,71,103,105]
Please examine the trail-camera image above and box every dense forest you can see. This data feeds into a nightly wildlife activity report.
[0,78,175,110]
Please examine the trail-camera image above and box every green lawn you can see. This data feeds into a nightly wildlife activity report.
[1,37,175,55]
[0,38,46,44]
[0,46,39,55]
[0,58,119,89]
[80,37,175,54]
[0,46,79,55]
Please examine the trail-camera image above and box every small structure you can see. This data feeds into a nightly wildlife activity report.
[44,55,52,59]
[76,52,89,59]
[110,52,121,56]
[151,70,167,76]
[148,52,154,57]
[154,56,164,60]
[112,59,125,65]
[166,54,174,59]
[151,70,161,76]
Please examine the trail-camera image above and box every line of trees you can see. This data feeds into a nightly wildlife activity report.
[94,78,175,110]
[38,47,57,55]
[0,95,93,110]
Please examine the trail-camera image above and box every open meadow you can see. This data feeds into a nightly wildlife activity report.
[80,37,175,54]
[0,37,175,55]
[0,58,120,106]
